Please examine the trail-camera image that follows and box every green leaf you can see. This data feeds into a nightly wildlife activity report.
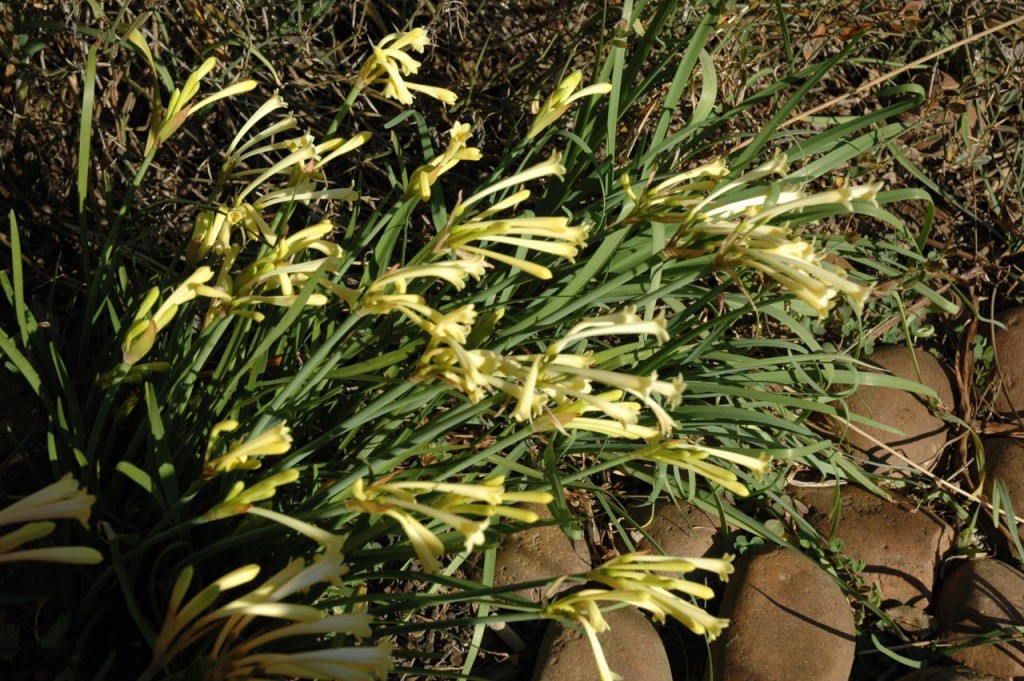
[115,461,154,494]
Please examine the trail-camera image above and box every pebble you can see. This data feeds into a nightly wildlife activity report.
[794,485,952,606]
[934,558,1024,678]
[990,307,1024,416]
[839,346,953,472]
[708,547,856,681]
[492,503,591,601]
[532,606,672,681]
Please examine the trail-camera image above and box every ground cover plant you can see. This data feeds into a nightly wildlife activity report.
[2,1,1023,680]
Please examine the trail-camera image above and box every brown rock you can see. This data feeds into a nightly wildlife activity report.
[895,666,1008,680]
[794,485,953,606]
[615,501,725,559]
[708,547,856,681]
[980,437,1024,503]
[991,307,1024,416]
[532,606,672,681]
[840,346,953,472]
[493,504,591,601]
[935,559,1024,678]
[979,437,1024,548]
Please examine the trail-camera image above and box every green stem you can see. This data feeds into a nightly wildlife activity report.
[324,86,364,139]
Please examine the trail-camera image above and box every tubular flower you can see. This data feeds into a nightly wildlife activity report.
[621,157,731,224]
[442,214,589,280]
[221,91,298,177]
[436,152,585,279]
[629,441,772,497]
[728,235,873,317]
[367,258,488,296]
[202,470,301,523]
[147,57,257,153]
[147,552,391,680]
[542,553,734,681]
[353,259,487,344]
[191,94,365,266]
[547,305,670,355]
[0,474,102,565]
[347,477,552,573]
[357,28,457,105]
[415,306,683,439]
[122,267,219,364]
[204,421,293,477]
[228,131,363,207]
[627,152,879,316]
[199,221,348,326]
[450,150,566,220]
[527,69,613,140]
[406,121,483,200]
[530,395,664,442]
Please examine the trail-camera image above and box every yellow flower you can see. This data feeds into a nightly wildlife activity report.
[531,412,663,442]
[542,553,733,681]
[202,470,301,522]
[233,143,319,205]
[357,28,457,105]
[621,157,730,222]
[443,214,588,280]
[415,307,683,437]
[347,477,552,573]
[451,150,565,220]
[123,267,218,364]
[148,549,390,680]
[0,475,102,565]
[244,506,345,553]
[543,363,683,433]
[204,422,293,477]
[148,57,257,153]
[222,91,293,170]
[547,305,669,355]
[406,121,483,200]
[367,258,488,295]
[196,221,349,325]
[527,70,613,140]
[564,603,623,681]
[641,150,880,318]
[427,151,589,279]
[629,440,771,497]
[0,473,95,529]
[235,643,393,680]
[0,521,101,565]
[731,236,873,317]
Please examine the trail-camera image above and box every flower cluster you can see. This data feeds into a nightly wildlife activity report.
[544,554,734,680]
[122,85,371,364]
[527,69,613,140]
[151,502,390,679]
[406,121,483,200]
[353,258,488,323]
[628,441,771,497]
[357,28,457,105]
[624,153,879,316]
[147,57,257,153]
[417,305,683,442]
[121,266,223,364]
[149,553,391,680]
[201,221,347,325]
[347,476,553,573]
[0,474,102,565]
[204,421,293,478]
[438,151,587,280]
[543,554,734,681]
